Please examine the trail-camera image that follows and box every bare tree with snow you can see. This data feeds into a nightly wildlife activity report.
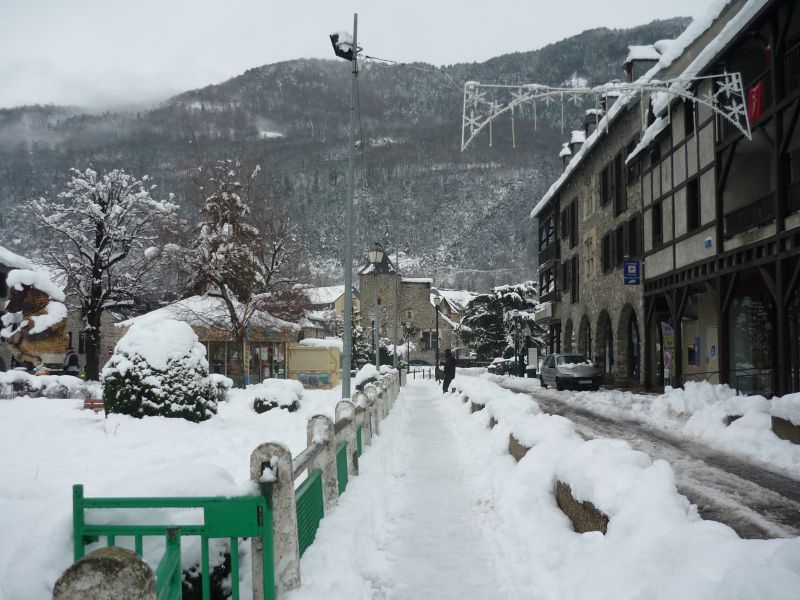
[175,159,310,360]
[29,168,177,380]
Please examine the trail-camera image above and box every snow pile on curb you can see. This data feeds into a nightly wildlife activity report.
[441,378,800,598]
[354,364,379,387]
[492,376,800,477]
[0,370,100,399]
[450,375,539,423]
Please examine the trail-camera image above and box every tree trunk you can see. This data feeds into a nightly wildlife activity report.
[84,306,103,381]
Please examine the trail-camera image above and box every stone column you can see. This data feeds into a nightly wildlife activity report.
[335,400,359,476]
[250,442,300,599]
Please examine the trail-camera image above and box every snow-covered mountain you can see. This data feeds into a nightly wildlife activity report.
[0,18,689,291]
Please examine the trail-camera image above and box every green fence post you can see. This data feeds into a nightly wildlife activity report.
[72,484,85,561]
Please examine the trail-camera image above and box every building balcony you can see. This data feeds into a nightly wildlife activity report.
[724,192,775,238]
[538,242,559,266]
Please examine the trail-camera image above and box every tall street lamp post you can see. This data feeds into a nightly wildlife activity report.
[433,294,442,377]
[329,16,359,399]
[512,309,520,376]
[368,242,384,370]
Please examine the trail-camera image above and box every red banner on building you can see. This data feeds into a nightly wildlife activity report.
[747,80,764,122]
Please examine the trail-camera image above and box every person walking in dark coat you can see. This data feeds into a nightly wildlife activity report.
[442,348,456,393]
[63,345,80,377]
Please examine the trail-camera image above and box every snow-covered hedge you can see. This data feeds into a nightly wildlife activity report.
[0,370,100,400]
[225,379,304,413]
[101,319,216,422]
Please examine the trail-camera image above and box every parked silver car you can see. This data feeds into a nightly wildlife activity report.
[539,353,602,391]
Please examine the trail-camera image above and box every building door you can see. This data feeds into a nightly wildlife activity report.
[706,326,719,384]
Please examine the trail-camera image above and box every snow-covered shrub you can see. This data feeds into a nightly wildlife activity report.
[101,319,216,422]
[209,373,234,403]
[0,371,93,399]
[250,379,303,413]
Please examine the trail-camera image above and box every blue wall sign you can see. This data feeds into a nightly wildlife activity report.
[623,260,641,285]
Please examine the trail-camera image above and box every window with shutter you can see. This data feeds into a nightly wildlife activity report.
[570,202,578,248]
[571,255,579,303]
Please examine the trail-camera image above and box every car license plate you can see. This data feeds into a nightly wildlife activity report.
[579,379,592,385]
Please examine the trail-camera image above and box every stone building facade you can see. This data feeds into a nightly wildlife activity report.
[532,0,758,389]
[358,256,462,366]
[634,0,800,396]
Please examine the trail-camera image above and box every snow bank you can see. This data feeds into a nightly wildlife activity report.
[354,364,379,387]
[228,378,305,413]
[0,245,37,271]
[0,370,99,399]
[440,378,800,599]
[0,385,342,599]
[493,376,800,479]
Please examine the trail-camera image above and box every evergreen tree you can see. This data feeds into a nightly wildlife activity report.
[461,281,546,360]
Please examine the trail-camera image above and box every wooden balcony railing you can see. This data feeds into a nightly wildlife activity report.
[724,193,775,237]
[538,241,559,265]
[787,182,800,215]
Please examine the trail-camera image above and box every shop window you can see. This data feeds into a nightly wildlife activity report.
[571,256,579,304]
[615,223,627,267]
[628,215,642,258]
[683,99,695,137]
[602,233,613,273]
[208,341,226,375]
[652,202,663,247]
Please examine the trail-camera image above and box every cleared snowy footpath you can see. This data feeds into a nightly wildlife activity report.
[287,380,512,600]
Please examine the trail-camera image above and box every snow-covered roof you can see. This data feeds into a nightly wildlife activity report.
[6,269,65,303]
[299,337,344,352]
[120,294,299,332]
[302,285,349,305]
[626,116,670,164]
[0,246,37,271]
[531,0,743,219]
[559,143,572,158]
[624,45,662,64]
[402,277,432,284]
[359,253,398,276]
[434,288,479,313]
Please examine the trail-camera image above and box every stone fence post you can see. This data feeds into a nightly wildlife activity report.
[307,414,339,510]
[364,383,379,436]
[250,442,300,599]
[53,547,155,600]
[335,400,359,476]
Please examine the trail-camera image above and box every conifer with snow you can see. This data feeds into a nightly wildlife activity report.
[101,319,216,422]
[461,281,545,360]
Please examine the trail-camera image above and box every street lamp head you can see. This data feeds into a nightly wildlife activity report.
[329,32,355,61]
[368,242,384,267]
[433,294,442,307]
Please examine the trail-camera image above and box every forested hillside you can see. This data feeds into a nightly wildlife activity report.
[0,18,689,290]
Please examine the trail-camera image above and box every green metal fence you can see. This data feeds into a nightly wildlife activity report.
[336,442,349,495]
[72,484,275,600]
[294,469,324,556]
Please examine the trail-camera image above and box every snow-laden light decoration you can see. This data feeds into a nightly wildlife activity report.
[461,73,751,151]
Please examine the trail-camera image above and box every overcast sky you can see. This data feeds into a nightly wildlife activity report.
[0,0,716,109]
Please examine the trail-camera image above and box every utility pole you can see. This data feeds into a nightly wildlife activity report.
[337,14,358,399]
[393,247,399,369]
